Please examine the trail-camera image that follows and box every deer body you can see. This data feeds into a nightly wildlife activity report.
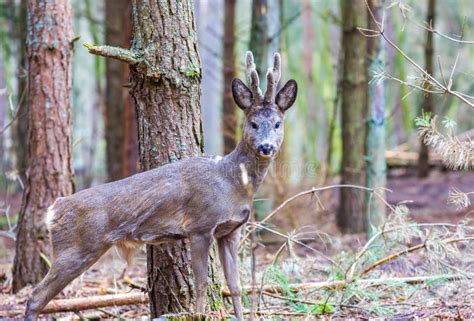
[26,52,297,321]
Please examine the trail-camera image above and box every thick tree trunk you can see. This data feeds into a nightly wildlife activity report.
[128,0,221,316]
[222,0,237,155]
[417,0,436,178]
[365,0,387,237]
[338,0,368,233]
[105,0,138,181]
[12,0,74,292]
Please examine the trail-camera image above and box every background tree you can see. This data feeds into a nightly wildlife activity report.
[104,0,138,181]
[12,0,74,292]
[86,0,222,317]
[417,0,436,178]
[12,0,28,184]
[365,0,387,236]
[222,0,237,155]
[194,0,223,156]
[338,0,369,233]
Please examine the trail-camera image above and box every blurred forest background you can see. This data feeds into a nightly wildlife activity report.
[0,0,474,319]
[1,0,472,189]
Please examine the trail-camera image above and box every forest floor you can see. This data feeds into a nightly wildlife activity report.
[0,168,473,320]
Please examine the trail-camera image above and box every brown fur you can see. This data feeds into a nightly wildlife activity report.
[25,52,297,321]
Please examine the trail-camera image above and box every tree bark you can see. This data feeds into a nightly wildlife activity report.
[338,0,368,233]
[417,0,436,178]
[12,0,75,292]
[105,0,138,181]
[365,0,387,237]
[128,0,221,317]
[222,0,237,155]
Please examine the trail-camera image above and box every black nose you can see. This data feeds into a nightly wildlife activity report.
[258,143,274,156]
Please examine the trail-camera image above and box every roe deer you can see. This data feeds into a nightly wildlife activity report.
[25,51,297,321]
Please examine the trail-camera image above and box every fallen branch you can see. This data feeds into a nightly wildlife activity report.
[42,292,149,314]
[360,237,474,277]
[347,222,463,279]
[223,274,468,297]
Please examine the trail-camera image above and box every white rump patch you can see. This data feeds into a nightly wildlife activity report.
[213,155,223,163]
[45,205,56,226]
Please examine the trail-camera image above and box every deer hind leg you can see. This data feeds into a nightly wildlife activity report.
[25,246,109,321]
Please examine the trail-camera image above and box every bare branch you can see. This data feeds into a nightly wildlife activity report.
[411,18,474,44]
[361,0,474,109]
[83,43,142,65]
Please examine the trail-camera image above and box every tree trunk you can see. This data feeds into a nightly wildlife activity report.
[0,46,4,185]
[249,0,285,204]
[195,0,223,156]
[222,0,237,155]
[12,0,28,183]
[338,0,368,233]
[12,0,74,292]
[105,0,138,181]
[417,0,436,178]
[365,0,387,237]
[249,0,269,81]
[128,1,222,317]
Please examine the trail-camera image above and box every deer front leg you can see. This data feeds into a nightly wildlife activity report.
[217,227,244,321]
[189,233,213,314]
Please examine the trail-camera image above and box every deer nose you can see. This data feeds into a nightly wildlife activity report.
[258,143,275,156]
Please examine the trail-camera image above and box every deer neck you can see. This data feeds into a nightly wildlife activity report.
[222,140,273,193]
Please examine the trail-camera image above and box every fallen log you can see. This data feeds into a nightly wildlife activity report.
[385,150,474,168]
[42,292,149,314]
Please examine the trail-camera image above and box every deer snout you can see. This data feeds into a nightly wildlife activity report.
[257,142,275,157]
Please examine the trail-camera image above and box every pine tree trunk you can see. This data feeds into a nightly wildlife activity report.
[105,0,138,181]
[418,0,435,178]
[222,0,237,155]
[12,0,74,292]
[365,0,387,237]
[338,0,368,233]
[128,0,222,316]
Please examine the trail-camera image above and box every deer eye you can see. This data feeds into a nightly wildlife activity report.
[275,121,281,129]
[250,122,258,130]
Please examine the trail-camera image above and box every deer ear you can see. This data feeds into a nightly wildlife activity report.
[275,80,297,112]
[232,78,253,110]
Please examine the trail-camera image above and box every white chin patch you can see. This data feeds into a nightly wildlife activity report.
[45,205,56,226]
[213,155,223,163]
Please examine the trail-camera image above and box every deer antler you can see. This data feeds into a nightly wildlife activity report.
[264,53,281,103]
[245,51,263,103]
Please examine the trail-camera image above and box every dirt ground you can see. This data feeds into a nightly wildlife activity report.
[0,168,473,320]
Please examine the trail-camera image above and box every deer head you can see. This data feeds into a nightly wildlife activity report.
[232,52,297,159]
